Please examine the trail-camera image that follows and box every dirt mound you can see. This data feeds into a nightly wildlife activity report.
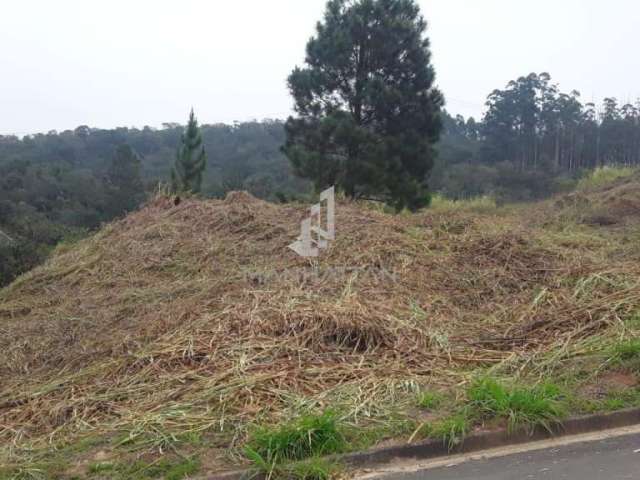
[1,191,639,473]
[224,190,262,205]
[555,172,640,226]
[594,178,640,222]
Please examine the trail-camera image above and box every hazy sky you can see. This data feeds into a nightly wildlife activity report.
[1,0,639,135]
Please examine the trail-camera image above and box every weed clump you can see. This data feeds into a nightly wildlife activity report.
[277,457,341,480]
[418,378,567,450]
[611,340,640,361]
[610,339,640,372]
[426,411,471,449]
[467,378,567,433]
[245,411,346,470]
[416,391,444,410]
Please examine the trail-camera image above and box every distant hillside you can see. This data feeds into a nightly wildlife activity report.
[1,169,639,478]
[0,120,309,287]
[4,70,640,288]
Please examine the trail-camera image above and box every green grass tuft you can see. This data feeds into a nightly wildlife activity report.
[611,339,640,361]
[88,461,115,474]
[164,458,200,480]
[467,378,566,433]
[428,411,471,450]
[625,312,640,330]
[416,391,443,410]
[610,339,640,372]
[280,457,342,480]
[245,411,346,469]
[84,457,199,480]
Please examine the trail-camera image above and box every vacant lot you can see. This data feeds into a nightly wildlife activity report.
[1,170,640,479]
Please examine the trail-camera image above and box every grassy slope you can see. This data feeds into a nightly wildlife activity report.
[1,170,640,479]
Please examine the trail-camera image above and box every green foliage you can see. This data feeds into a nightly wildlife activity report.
[0,120,307,286]
[604,388,640,409]
[88,462,116,474]
[85,457,199,480]
[432,72,640,202]
[418,378,567,450]
[164,458,200,480]
[577,166,636,191]
[611,340,640,361]
[626,312,640,329]
[0,461,69,480]
[427,411,471,449]
[278,458,341,480]
[467,378,566,433]
[609,340,640,372]
[429,194,497,213]
[577,387,640,414]
[106,144,145,216]
[416,391,443,409]
[171,109,207,194]
[2,69,639,286]
[284,0,444,212]
[245,411,346,468]
[0,217,85,287]
[0,433,200,480]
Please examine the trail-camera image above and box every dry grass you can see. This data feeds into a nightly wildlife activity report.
[553,168,640,227]
[1,182,640,476]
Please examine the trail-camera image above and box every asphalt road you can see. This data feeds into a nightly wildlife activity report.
[370,432,640,480]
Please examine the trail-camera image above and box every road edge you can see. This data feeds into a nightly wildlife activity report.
[203,407,640,480]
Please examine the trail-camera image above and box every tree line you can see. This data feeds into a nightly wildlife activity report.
[429,72,640,201]
[0,118,306,285]
[2,0,640,286]
[481,72,640,172]
[1,81,638,286]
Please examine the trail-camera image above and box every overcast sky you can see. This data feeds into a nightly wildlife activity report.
[1,0,639,135]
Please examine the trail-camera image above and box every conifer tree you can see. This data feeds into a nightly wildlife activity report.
[171,109,207,194]
[283,0,444,211]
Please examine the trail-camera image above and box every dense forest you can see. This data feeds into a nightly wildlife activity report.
[1,72,640,285]
[433,72,640,200]
[0,121,308,285]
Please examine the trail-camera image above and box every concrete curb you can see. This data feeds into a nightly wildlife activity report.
[203,408,640,480]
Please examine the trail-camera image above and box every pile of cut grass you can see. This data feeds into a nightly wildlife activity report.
[1,178,640,478]
[553,167,640,226]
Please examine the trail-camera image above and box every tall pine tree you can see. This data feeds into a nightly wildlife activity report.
[172,109,207,194]
[283,0,444,211]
